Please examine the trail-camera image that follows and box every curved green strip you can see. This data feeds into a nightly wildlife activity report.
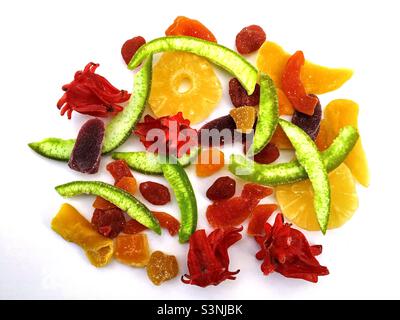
[28,56,153,161]
[112,148,199,175]
[229,125,358,186]
[277,119,330,233]
[128,36,258,95]
[250,73,279,155]
[161,161,197,243]
[55,181,161,234]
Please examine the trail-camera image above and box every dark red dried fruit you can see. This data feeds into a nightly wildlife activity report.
[241,183,273,203]
[121,36,146,65]
[206,176,236,201]
[229,78,260,108]
[123,219,148,235]
[57,63,130,119]
[247,143,280,164]
[68,118,105,174]
[247,204,277,236]
[291,95,322,140]
[139,182,171,205]
[235,25,266,54]
[106,160,133,183]
[91,208,126,238]
[123,212,180,236]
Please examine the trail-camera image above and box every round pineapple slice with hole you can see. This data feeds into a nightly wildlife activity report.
[149,52,222,124]
[276,164,358,231]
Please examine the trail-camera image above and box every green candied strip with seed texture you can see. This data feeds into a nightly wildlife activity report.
[279,119,330,233]
[250,73,279,155]
[55,181,161,234]
[112,148,199,175]
[229,126,358,186]
[28,56,153,161]
[128,36,258,95]
[161,160,197,243]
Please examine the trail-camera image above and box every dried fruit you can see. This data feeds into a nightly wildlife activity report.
[323,99,369,187]
[92,196,116,211]
[230,106,256,133]
[134,112,197,158]
[282,51,319,116]
[148,52,222,124]
[255,214,329,282]
[235,25,266,54]
[182,227,242,287]
[229,78,260,107]
[247,204,278,236]
[291,95,322,140]
[57,62,130,119]
[123,219,148,235]
[206,176,236,201]
[196,148,225,177]
[315,119,330,151]
[165,16,217,43]
[139,181,171,205]
[106,160,133,183]
[123,212,180,236]
[277,88,294,115]
[198,115,240,147]
[147,251,179,286]
[270,124,293,150]
[121,36,146,65]
[91,208,126,238]
[206,183,272,228]
[68,118,105,174]
[115,176,137,195]
[252,143,280,164]
[115,234,150,267]
[276,164,358,231]
[256,41,353,94]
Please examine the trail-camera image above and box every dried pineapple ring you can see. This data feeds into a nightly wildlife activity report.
[149,52,222,124]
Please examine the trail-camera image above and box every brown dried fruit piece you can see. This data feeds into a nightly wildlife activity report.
[147,251,179,285]
[235,25,266,54]
[139,181,171,205]
[206,176,236,201]
[229,78,260,107]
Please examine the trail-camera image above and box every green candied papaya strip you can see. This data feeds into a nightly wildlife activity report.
[128,36,258,95]
[276,119,330,233]
[229,125,358,186]
[28,56,153,161]
[250,73,279,155]
[161,160,197,243]
[112,147,199,175]
[55,181,161,234]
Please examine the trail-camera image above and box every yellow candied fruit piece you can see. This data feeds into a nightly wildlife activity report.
[229,106,256,133]
[276,164,358,231]
[149,52,222,124]
[256,41,353,94]
[115,233,150,267]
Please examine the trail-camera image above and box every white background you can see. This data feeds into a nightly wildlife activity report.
[1,0,399,300]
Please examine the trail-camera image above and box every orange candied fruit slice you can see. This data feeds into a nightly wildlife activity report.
[115,176,137,195]
[247,204,278,236]
[115,234,150,267]
[147,251,179,286]
[277,88,294,116]
[270,125,293,150]
[196,148,225,177]
[229,106,256,133]
[165,16,217,43]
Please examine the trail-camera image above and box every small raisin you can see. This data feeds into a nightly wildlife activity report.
[206,176,236,201]
[121,36,146,65]
[91,208,126,238]
[229,78,260,107]
[291,95,322,140]
[139,181,171,205]
[235,25,266,54]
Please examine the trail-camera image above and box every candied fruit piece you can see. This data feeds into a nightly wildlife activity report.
[252,143,280,164]
[229,78,260,107]
[115,234,150,267]
[270,125,293,150]
[121,36,146,65]
[241,183,273,203]
[291,95,322,140]
[115,176,137,195]
[91,208,126,238]
[196,148,225,177]
[153,212,180,236]
[315,119,330,151]
[106,160,133,183]
[277,88,294,116]
[230,106,256,133]
[123,219,148,235]
[235,25,266,54]
[247,204,278,236]
[147,251,179,286]
[139,181,171,205]
[165,16,217,42]
[206,176,236,201]
[92,196,116,211]
[68,118,105,174]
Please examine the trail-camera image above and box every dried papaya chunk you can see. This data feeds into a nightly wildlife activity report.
[115,234,150,267]
[146,251,179,285]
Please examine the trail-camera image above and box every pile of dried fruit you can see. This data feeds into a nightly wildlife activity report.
[29,16,369,287]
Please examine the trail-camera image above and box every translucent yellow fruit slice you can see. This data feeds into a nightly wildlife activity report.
[324,99,370,187]
[230,106,256,133]
[276,164,358,231]
[256,41,353,94]
[149,52,222,124]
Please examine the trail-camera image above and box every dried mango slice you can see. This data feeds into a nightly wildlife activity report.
[257,41,353,94]
[51,203,114,267]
